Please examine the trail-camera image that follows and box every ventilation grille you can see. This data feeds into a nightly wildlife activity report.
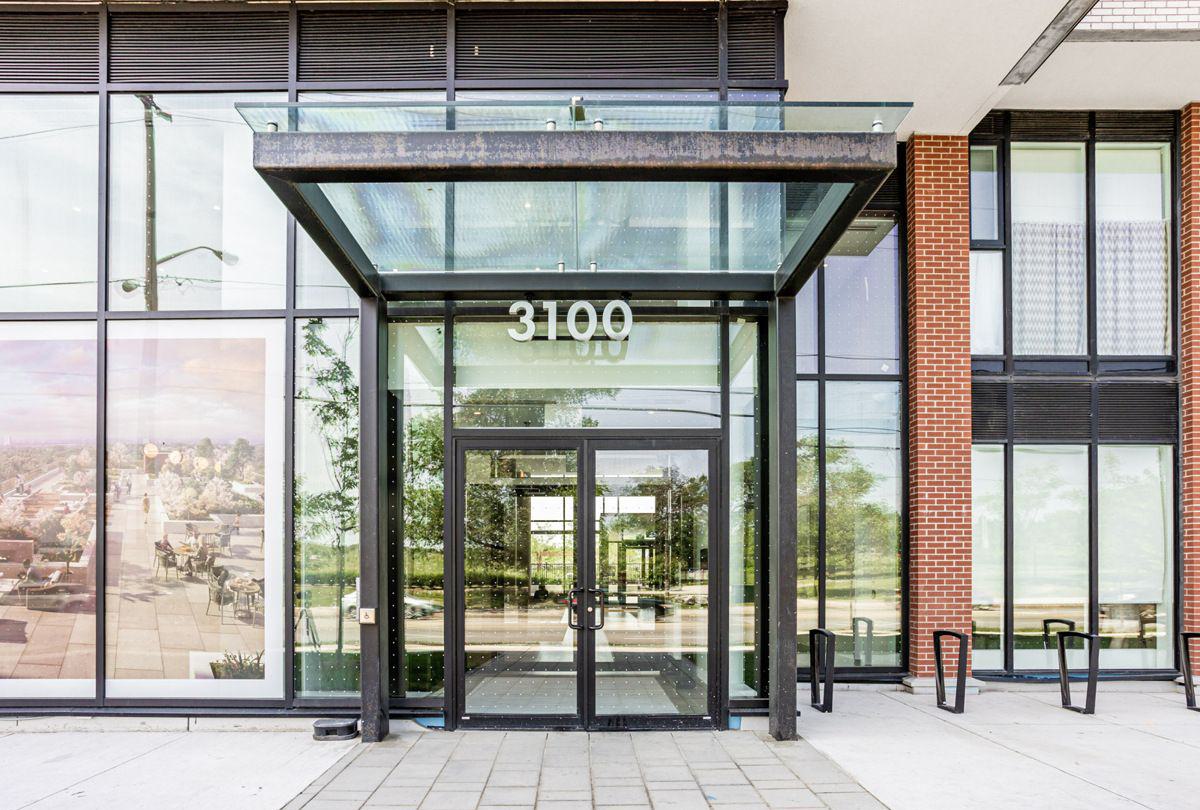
[1098,382,1177,441]
[1095,111,1175,142]
[972,381,1008,441]
[1009,111,1090,141]
[971,112,1005,138]
[1013,382,1091,440]
[727,8,779,82]
[298,10,447,82]
[865,145,905,212]
[455,9,719,82]
[109,12,289,83]
[0,13,99,83]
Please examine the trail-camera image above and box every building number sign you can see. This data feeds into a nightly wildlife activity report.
[507,300,633,343]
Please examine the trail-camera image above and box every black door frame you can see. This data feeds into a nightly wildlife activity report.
[450,432,725,730]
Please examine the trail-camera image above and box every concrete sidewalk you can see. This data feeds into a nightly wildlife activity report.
[0,717,355,809]
[798,689,1199,810]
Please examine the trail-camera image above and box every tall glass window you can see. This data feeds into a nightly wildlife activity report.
[970,145,1000,242]
[389,321,446,698]
[795,212,904,673]
[971,445,1004,670]
[0,322,97,696]
[1096,144,1172,356]
[1098,444,1174,669]
[1012,445,1089,670]
[108,93,287,311]
[0,96,98,312]
[729,319,760,697]
[104,320,284,698]
[295,318,361,697]
[1010,143,1087,356]
[796,382,819,662]
[825,381,903,667]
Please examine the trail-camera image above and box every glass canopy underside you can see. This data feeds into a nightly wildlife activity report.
[239,101,909,281]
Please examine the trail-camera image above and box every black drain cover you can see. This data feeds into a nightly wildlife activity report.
[313,718,358,741]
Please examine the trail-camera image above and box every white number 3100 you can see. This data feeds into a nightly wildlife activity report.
[507,300,633,343]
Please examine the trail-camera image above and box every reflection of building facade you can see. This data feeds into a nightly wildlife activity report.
[0,2,1196,743]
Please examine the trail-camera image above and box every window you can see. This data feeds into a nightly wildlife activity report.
[970,145,1000,242]
[1011,143,1087,356]
[1012,445,1089,669]
[108,93,287,311]
[825,381,903,667]
[389,321,446,698]
[971,445,1004,670]
[104,319,284,698]
[452,318,721,429]
[1098,445,1173,669]
[795,213,904,672]
[295,318,361,697]
[0,95,98,312]
[970,251,1004,355]
[0,322,97,697]
[824,218,900,374]
[1096,144,1171,356]
[729,318,761,697]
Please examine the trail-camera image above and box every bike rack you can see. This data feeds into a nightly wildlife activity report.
[851,616,874,667]
[933,630,968,714]
[1181,632,1200,711]
[809,628,835,713]
[1042,618,1076,650]
[1056,630,1099,714]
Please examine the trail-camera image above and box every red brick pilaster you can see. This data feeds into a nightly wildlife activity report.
[905,135,973,678]
[1182,103,1200,674]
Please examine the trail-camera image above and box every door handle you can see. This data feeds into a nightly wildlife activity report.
[567,588,584,630]
[588,588,607,630]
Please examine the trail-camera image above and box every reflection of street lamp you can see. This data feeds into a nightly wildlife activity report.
[142,442,159,475]
[117,246,239,295]
[137,93,171,312]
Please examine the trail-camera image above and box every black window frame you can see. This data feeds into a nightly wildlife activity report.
[968,110,1183,680]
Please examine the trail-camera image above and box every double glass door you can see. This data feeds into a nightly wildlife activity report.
[456,438,717,728]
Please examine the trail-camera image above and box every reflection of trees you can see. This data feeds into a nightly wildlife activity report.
[454,385,617,428]
[597,464,708,594]
[294,318,359,662]
[797,439,901,600]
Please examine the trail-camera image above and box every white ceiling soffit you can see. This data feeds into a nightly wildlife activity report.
[998,39,1200,110]
[783,0,1073,138]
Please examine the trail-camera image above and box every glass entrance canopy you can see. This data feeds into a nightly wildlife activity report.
[239,100,909,299]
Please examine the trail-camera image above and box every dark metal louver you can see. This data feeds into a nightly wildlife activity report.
[1013,382,1091,440]
[865,145,905,213]
[1098,382,1177,441]
[727,8,779,83]
[971,112,1005,138]
[1094,111,1176,142]
[454,8,719,82]
[0,13,99,83]
[1009,111,1090,141]
[298,10,447,83]
[108,12,289,83]
[972,381,1008,441]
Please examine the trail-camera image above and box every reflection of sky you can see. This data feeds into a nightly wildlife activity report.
[0,339,96,444]
[107,337,265,444]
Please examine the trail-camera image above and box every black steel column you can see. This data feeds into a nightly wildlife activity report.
[359,296,390,741]
[767,295,798,740]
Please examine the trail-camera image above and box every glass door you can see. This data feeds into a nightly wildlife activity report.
[587,442,718,727]
[459,444,582,724]
[454,439,718,729]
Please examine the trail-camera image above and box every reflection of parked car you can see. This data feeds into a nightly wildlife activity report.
[14,571,91,612]
[342,591,442,619]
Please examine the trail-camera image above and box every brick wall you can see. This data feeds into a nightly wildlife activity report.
[1079,0,1200,29]
[1183,102,1200,674]
[905,135,974,679]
